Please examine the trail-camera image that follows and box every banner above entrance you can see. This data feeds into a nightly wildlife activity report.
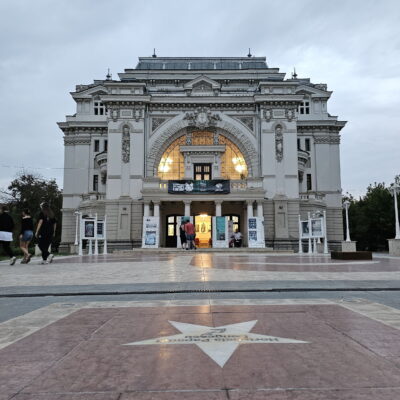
[168,180,230,194]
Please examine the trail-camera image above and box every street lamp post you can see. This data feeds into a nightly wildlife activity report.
[343,200,351,242]
[389,182,400,240]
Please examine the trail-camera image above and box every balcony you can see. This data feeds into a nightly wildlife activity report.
[297,149,310,171]
[94,151,107,183]
[81,192,106,202]
[299,192,325,202]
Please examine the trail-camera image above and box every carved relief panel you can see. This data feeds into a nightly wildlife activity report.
[122,125,130,163]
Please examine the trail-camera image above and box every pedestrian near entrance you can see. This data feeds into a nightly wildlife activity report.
[184,220,196,250]
[0,205,16,265]
[179,221,187,250]
[233,229,243,248]
[19,209,34,264]
[35,203,57,264]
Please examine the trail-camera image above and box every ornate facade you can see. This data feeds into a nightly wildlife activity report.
[58,56,346,250]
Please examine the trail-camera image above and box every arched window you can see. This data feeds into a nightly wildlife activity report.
[157,131,248,180]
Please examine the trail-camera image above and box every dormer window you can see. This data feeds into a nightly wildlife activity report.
[298,100,310,115]
[94,101,106,115]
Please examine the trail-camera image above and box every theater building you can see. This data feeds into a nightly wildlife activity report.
[58,56,346,251]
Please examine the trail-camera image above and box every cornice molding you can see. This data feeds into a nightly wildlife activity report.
[64,137,91,146]
[59,126,108,134]
[297,125,343,134]
[314,135,341,144]
[148,103,255,112]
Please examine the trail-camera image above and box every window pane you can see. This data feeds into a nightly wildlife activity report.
[157,132,248,180]
[168,225,175,236]
[168,216,174,223]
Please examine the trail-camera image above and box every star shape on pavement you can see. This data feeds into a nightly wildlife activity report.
[123,320,309,367]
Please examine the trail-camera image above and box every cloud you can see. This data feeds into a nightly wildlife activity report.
[0,0,399,196]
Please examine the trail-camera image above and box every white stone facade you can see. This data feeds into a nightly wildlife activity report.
[58,56,346,251]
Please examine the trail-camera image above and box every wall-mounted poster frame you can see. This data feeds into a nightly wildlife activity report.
[212,216,228,248]
[248,217,265,248]
[142,216,160,248]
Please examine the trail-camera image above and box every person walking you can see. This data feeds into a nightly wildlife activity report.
[184,219,196,250]
[19,209,34,264]
[0,205,16,265]
[179,221,187,250]
[35,203,57,264]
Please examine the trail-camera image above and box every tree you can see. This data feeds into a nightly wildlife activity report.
[346,182,398,251]
[1,172,62,244]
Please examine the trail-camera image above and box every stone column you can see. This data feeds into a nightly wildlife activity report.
[257,201,264,219]
[246,200,254,218]
[144,202,150,217]
[215,200,222,217]
[184,200,191,216]
[153,201,160,217]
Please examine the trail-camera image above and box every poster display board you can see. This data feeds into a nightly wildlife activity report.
[311,218,323,238]
[82,218,95,239]
[96,221,105,239]
[298,213,328,254]
[78,215,107,256]
[300,221,310,238]
[142,216,160,248]
[300,218,323,238]
[212,216,228,248]
[248,217,265,248]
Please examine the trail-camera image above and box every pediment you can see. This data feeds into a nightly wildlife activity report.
[72,85,108,100]
[296,85,331,99]
[184,75,221,90]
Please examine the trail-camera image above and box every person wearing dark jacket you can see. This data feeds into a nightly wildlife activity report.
[0,205,16,265]
[19,209,34,264]
[35,203,57,264]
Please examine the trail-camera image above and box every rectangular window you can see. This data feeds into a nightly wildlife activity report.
[297,138,301,150]
[104,140,108,152]
[94,101,106,115]
[93,175,98,192]
[298,101,310,115]
[305,138,310,151]
[307,174,312,191]
[94,140,99,152]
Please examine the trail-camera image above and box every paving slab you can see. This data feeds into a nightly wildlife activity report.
[1,300,400,399]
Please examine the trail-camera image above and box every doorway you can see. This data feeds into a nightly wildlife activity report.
[194,163,212,180]
[194,214,212,248]
[165,215,180,247]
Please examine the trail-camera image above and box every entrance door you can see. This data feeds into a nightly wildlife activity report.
[166,215,180,247]
[194,163,212,180]
[194,214,212,248]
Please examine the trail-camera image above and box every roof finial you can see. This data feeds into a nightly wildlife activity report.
[152,48,157,58]
[292,67,298,79]
[106,68,112,80]
[247,48,252,57]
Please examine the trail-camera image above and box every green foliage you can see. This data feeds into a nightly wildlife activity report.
[1,172,62,245]
[346,181,398,251]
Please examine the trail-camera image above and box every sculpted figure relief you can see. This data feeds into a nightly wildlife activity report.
[122,126,130,163]
[275,125,283,162]
[184,107,221,129]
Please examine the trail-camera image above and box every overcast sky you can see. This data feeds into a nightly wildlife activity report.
[0,0,399,198]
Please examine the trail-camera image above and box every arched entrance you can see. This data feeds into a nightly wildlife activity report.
[157,131,248,180]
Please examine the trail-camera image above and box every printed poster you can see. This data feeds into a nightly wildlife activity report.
[301,221,310,238]
[142,216,160,248]
[82,219,95,239]
[311,218,323,238]
[216,216,226,241]
[96,221,104,239]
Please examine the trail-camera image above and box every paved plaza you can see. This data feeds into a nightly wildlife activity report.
[1,252,400,399]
